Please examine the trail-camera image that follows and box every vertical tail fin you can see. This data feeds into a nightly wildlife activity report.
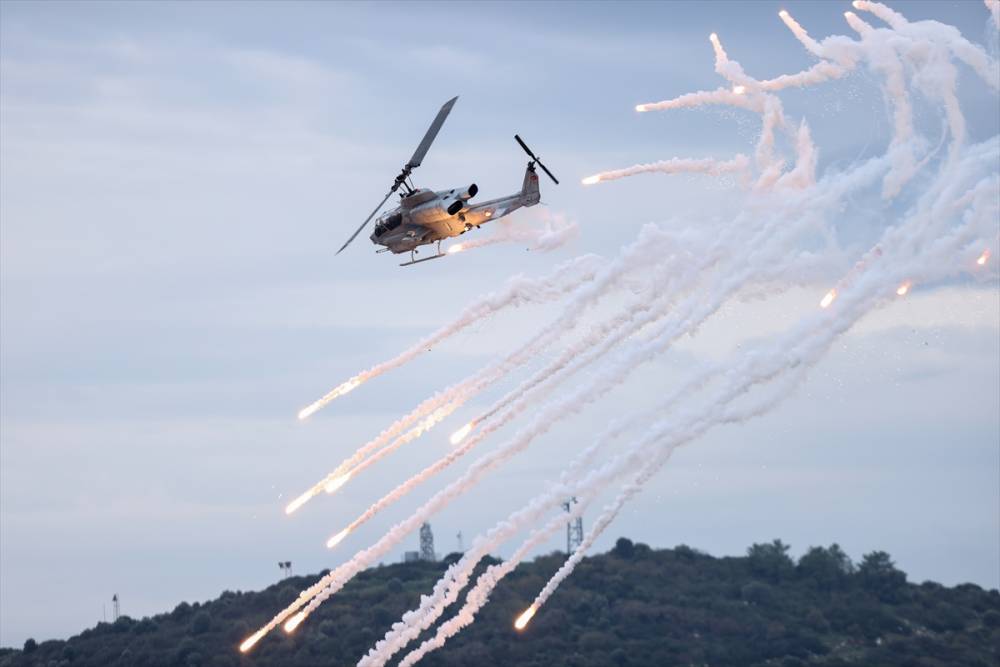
[521,164,541,206]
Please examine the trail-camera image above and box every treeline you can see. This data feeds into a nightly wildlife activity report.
[2,539,998,666]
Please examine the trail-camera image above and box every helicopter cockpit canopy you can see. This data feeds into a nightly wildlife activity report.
[373,211,403,237]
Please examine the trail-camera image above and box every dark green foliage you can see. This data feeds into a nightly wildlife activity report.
[190,611,212,635]
[747,539,795,583]
[797,544,853,591]
[612,537,635,559]
[1,541,996,667]
[858,550,907,602]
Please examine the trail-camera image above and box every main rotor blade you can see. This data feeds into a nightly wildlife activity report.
[336,189,393,255]
[536,160,559,185]
[514,134,536,160]
[407,96,458,169]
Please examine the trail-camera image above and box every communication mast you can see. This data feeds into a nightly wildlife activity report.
[456,530,464,553]
[419,522,436,561]
[562,497,583,554]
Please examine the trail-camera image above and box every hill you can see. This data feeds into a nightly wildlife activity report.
[2,539,998,667]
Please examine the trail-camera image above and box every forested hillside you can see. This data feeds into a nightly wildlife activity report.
[3,540,998,667]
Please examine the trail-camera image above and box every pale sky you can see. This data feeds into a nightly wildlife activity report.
[1,0,998,647]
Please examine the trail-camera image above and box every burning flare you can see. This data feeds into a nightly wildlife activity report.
[327,527,351,549]
[819,288,837,309]
[298,379,362,420]
[285,488,319,515]
[896,280,912,296]
[732,85,746,95]
[324,472,352,494]
[239,629,267,653]
[581,174,601,185]
[977,248,991,266]
[450,422,475,445]
[448,243,464,254]
[514,605,538,631]
[284,611,306,634]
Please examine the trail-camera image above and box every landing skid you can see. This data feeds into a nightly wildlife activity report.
[400,240,446,267]
[399,252,445,267]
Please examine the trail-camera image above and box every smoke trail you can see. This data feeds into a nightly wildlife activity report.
[296,253,604,420]
[448,212,578,255]
[243,3,998,656]
[582,155,750,186]
[856,2,998,91]
[256,225,730,633]
[522,170,997,625]
[398,158,996,662]
[348,5,996,664]
[327,154,842,544]
[358,146,900,667]
[291,225,680,513]
[395,501,590,667]
[988,0,1000,30]
[399,368,811,667]
[270,83,880,652]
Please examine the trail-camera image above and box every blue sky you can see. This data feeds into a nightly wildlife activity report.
[1,0,998,647]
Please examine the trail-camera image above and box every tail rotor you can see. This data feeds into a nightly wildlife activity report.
[514,135,559,185]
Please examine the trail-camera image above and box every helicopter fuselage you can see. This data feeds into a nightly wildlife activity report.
[370,164,541,255]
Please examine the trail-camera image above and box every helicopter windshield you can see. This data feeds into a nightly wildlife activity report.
[373,212,403,237]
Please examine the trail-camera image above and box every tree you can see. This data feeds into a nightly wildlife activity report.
[191,610,212,635]
[798,544,853,590]
[613,537,636,559]
[858,551,907,602]
[22,638,37,654]
[747,540,794,582]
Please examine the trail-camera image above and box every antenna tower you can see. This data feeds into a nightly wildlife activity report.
[562,497,584,554]
[419,522,436,561]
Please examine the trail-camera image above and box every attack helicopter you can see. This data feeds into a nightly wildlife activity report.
[336,96,559,266]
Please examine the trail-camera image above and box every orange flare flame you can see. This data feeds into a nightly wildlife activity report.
[285,488,318,515]
[324,472,352,494]
[896,281,912,297]
[514,605,538,631]
[283,611,306,634]
[820,288,837,309]
[450,422,474,445]
[581,175,601,185]
[239,629,267,653]
[327,527,351,549]
[298,379,363,420]
[977,249,991,266]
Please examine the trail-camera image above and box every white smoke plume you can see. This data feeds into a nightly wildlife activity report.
[296,252,603,420]
[392,149,996,663]
[241,3,999,659]
[351,4,998,663]
[448,211,579,255]
[581,155,750,186]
